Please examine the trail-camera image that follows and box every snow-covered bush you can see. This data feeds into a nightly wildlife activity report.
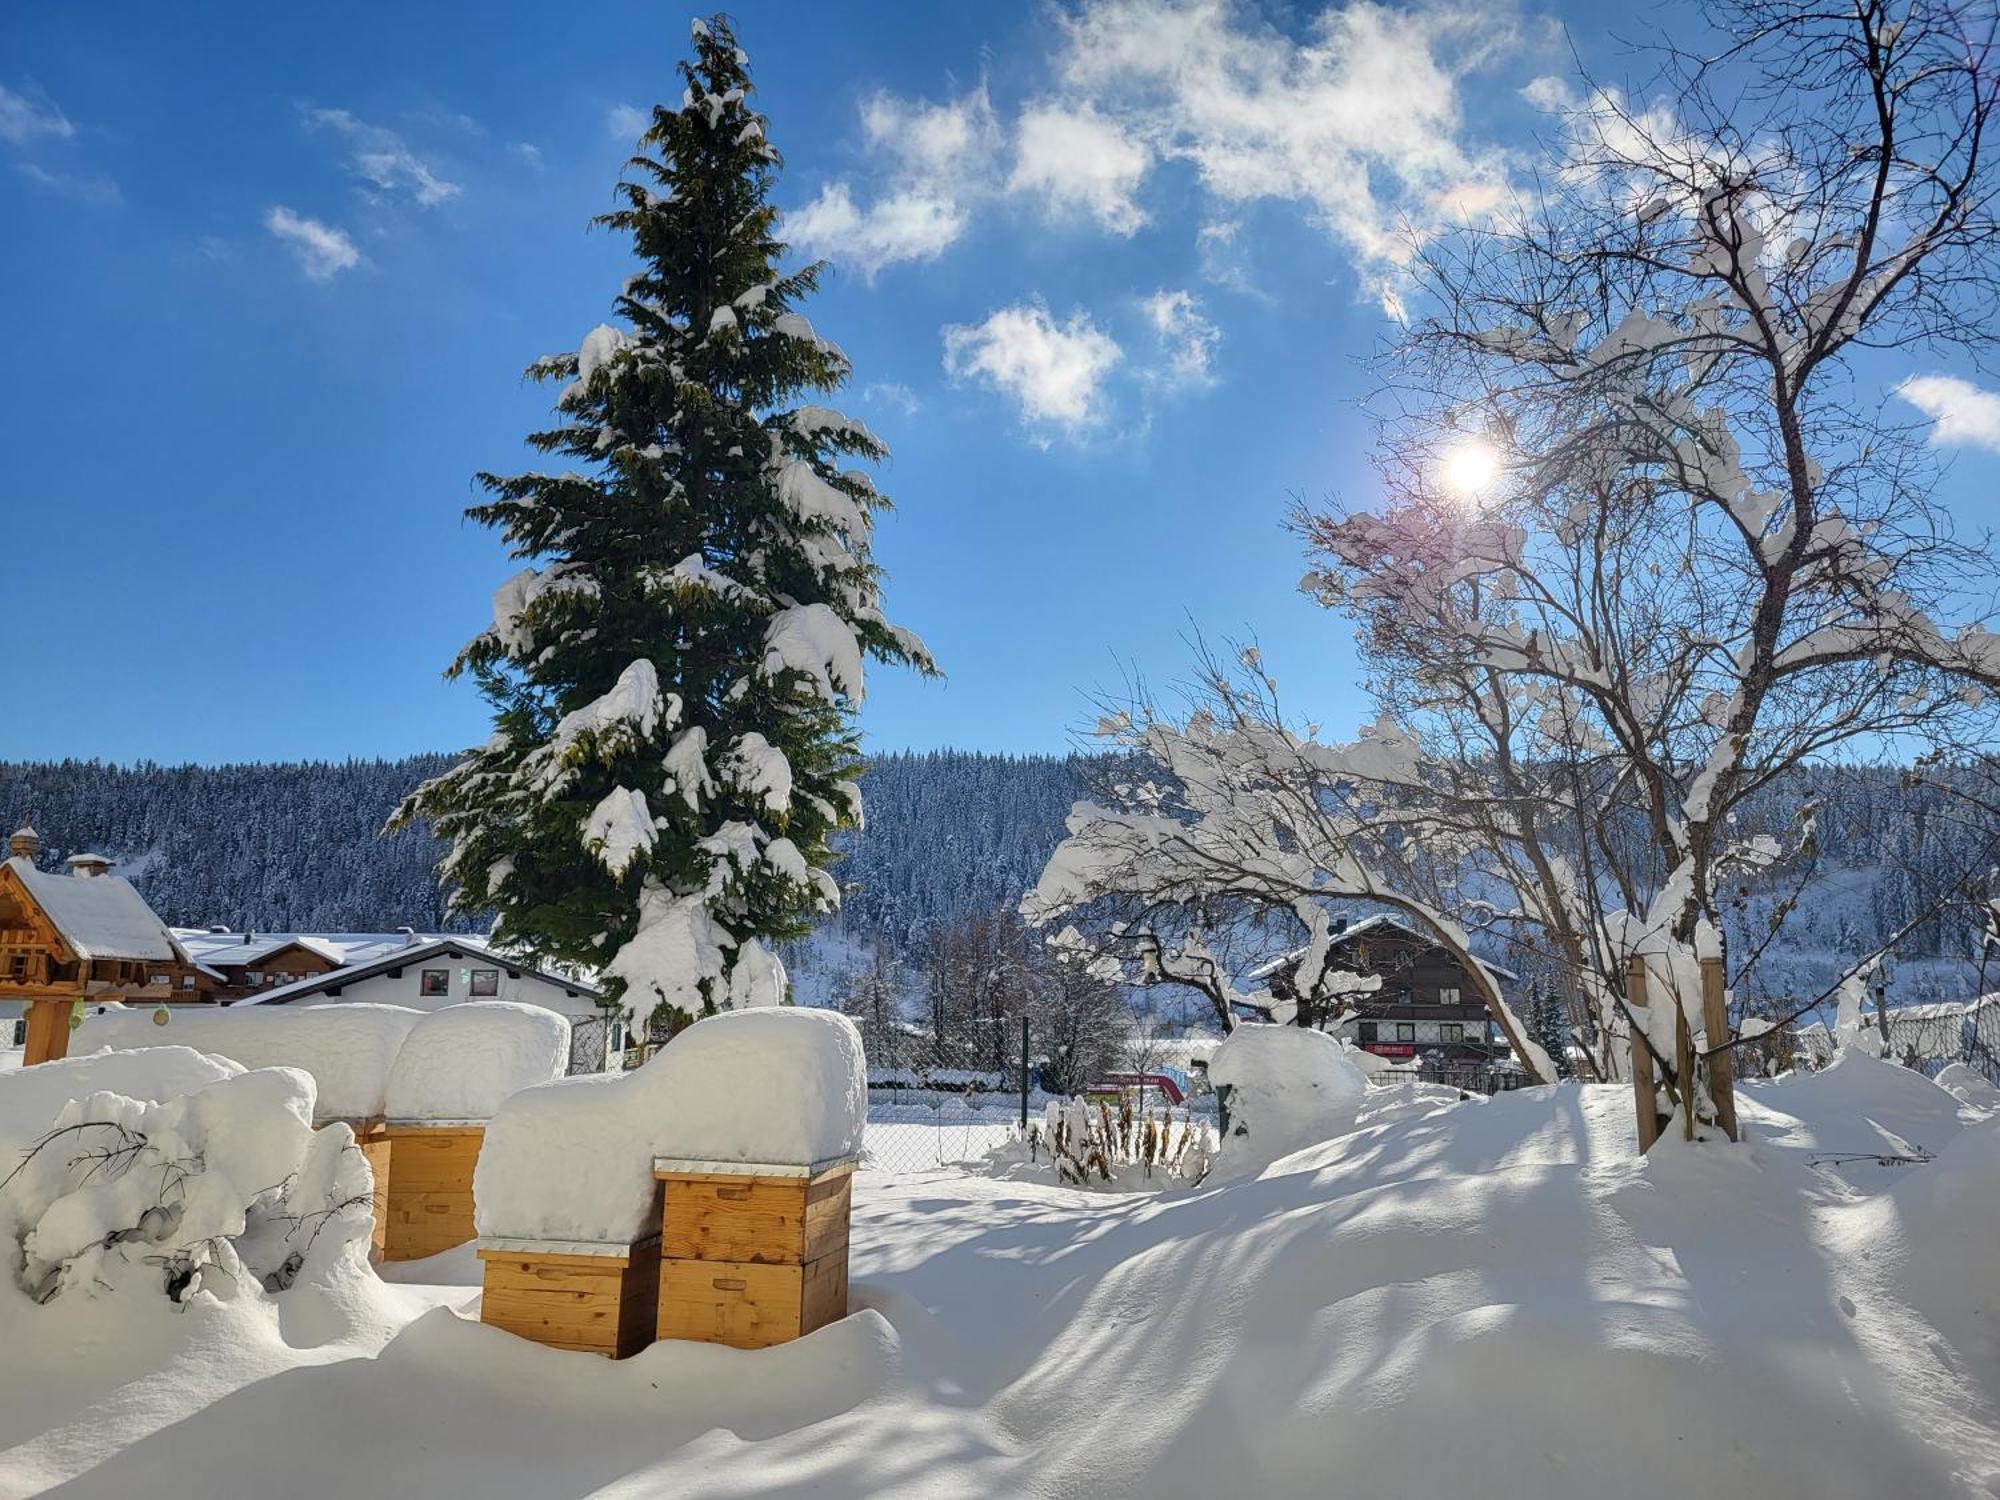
[75,1004,422,1121]
[1207,1024,1368,1176]
[1,1063,374,1307]
[382,1001,569,1122]
[476,1007,865,1243]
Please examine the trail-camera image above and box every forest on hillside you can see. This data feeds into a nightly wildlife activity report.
[0,751,1990,1003]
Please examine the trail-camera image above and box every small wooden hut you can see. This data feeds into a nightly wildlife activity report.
[1,826,196,1064]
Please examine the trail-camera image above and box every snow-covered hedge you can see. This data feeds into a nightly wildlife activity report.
[383,1002,569,1122]
[74,1005,422,1122]
[0,1055,374,1307]
[1207,1024,1368,1176]
[476,1007,864,1243]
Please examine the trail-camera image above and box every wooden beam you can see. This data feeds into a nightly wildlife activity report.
[1676,1003,1695,1143]
[23,996,74,1066]
[1700,955,1739,1142]
[1626,956,1662,1154]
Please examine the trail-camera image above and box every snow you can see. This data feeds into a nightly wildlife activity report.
[723,730,793,814]
[0,1047,242,1151]
[574,323,631,384]
[7,1053,2000,1496]
[476,1007,865,1242]
[604,880,736,1018]
[5,856,182,962]
[74,1004,422,1121]
[0,1049,411,1498]
[582,785,655,876]
[773,459,866,535]
[762,602,865,703]
[382,1003,570,1122]
[1205,1023,1368,1174]
[1936,1061,2000,1111]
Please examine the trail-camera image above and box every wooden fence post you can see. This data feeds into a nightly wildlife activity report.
[1700,956,1739,1142]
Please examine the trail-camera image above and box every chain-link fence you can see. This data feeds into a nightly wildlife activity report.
[862,1084,1037,1173]
[1876,993,2000,1081]
[1726,993,1999,1084]
[565,1012,614,1075]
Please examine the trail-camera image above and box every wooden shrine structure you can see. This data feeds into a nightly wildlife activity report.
[1,825,197,1064]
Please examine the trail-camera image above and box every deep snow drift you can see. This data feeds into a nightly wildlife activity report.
[2,1045,1997,1498]
[383,1001,569,1122]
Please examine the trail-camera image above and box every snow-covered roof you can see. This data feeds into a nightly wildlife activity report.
[1249,915,1520,984]
[5,857,185,964]
[174,930,423,969]
[233,934,601,1007]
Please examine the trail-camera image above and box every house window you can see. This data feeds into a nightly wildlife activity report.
[420,969,450,997]
[1442,1023,1465,1043]
[246,970,263,986]
[1396,1022,1416,1042]
[1358,1021,1377,1044]
[470,969,500,997]
[1439,987,1461,1007]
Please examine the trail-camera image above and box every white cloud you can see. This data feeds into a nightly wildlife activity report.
[863,380,922,417]
[785,1,1518,313]
[1896,375,2000,452]
[942,302,1122,435]
[787,86,999,277]
[305,108,460,207]
[510,142,545,169]
[0,84,73,147]
[606,102,650,140]
[788,181,967,275]
[14,161,118,204]
[1142,288,1220,385]
[1050,0,1517,316]
[1008,100,1149,233]
[1194,216,1263,296]
[265,206,361,281]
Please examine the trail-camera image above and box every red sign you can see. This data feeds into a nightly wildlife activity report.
[1364,1044,1416,1058]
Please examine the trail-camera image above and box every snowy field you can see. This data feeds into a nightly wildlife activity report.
[1,1051,1996,1497]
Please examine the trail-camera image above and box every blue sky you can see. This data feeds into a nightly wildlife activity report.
[4,0,1996,766]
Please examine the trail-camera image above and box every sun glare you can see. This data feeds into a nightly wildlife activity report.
[1439,437,1501,502]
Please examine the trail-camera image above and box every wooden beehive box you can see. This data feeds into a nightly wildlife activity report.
[653,1155,856,1350]
[477,1232,663,1359]
[382,1123,484,1261]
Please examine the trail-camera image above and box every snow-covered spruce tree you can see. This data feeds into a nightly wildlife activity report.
[396,16,931,1032]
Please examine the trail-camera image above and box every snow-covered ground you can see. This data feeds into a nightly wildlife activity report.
[2,1053,1997,1497]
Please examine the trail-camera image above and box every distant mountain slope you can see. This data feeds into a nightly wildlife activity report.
[0,753,1987,1004]
[0,751,1086,942]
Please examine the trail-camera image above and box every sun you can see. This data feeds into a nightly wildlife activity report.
[1438,437,1501,502]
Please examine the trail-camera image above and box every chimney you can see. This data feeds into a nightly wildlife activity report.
[8,825,39,860]
[242,931,255,945]
[66,853,113,878]
[398,925,419,946]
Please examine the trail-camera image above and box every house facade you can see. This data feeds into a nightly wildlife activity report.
[1259,914,1516,1077]
[227,933,605,1019]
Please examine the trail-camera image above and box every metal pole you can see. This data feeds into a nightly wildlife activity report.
[1016,1016,1032,1136]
